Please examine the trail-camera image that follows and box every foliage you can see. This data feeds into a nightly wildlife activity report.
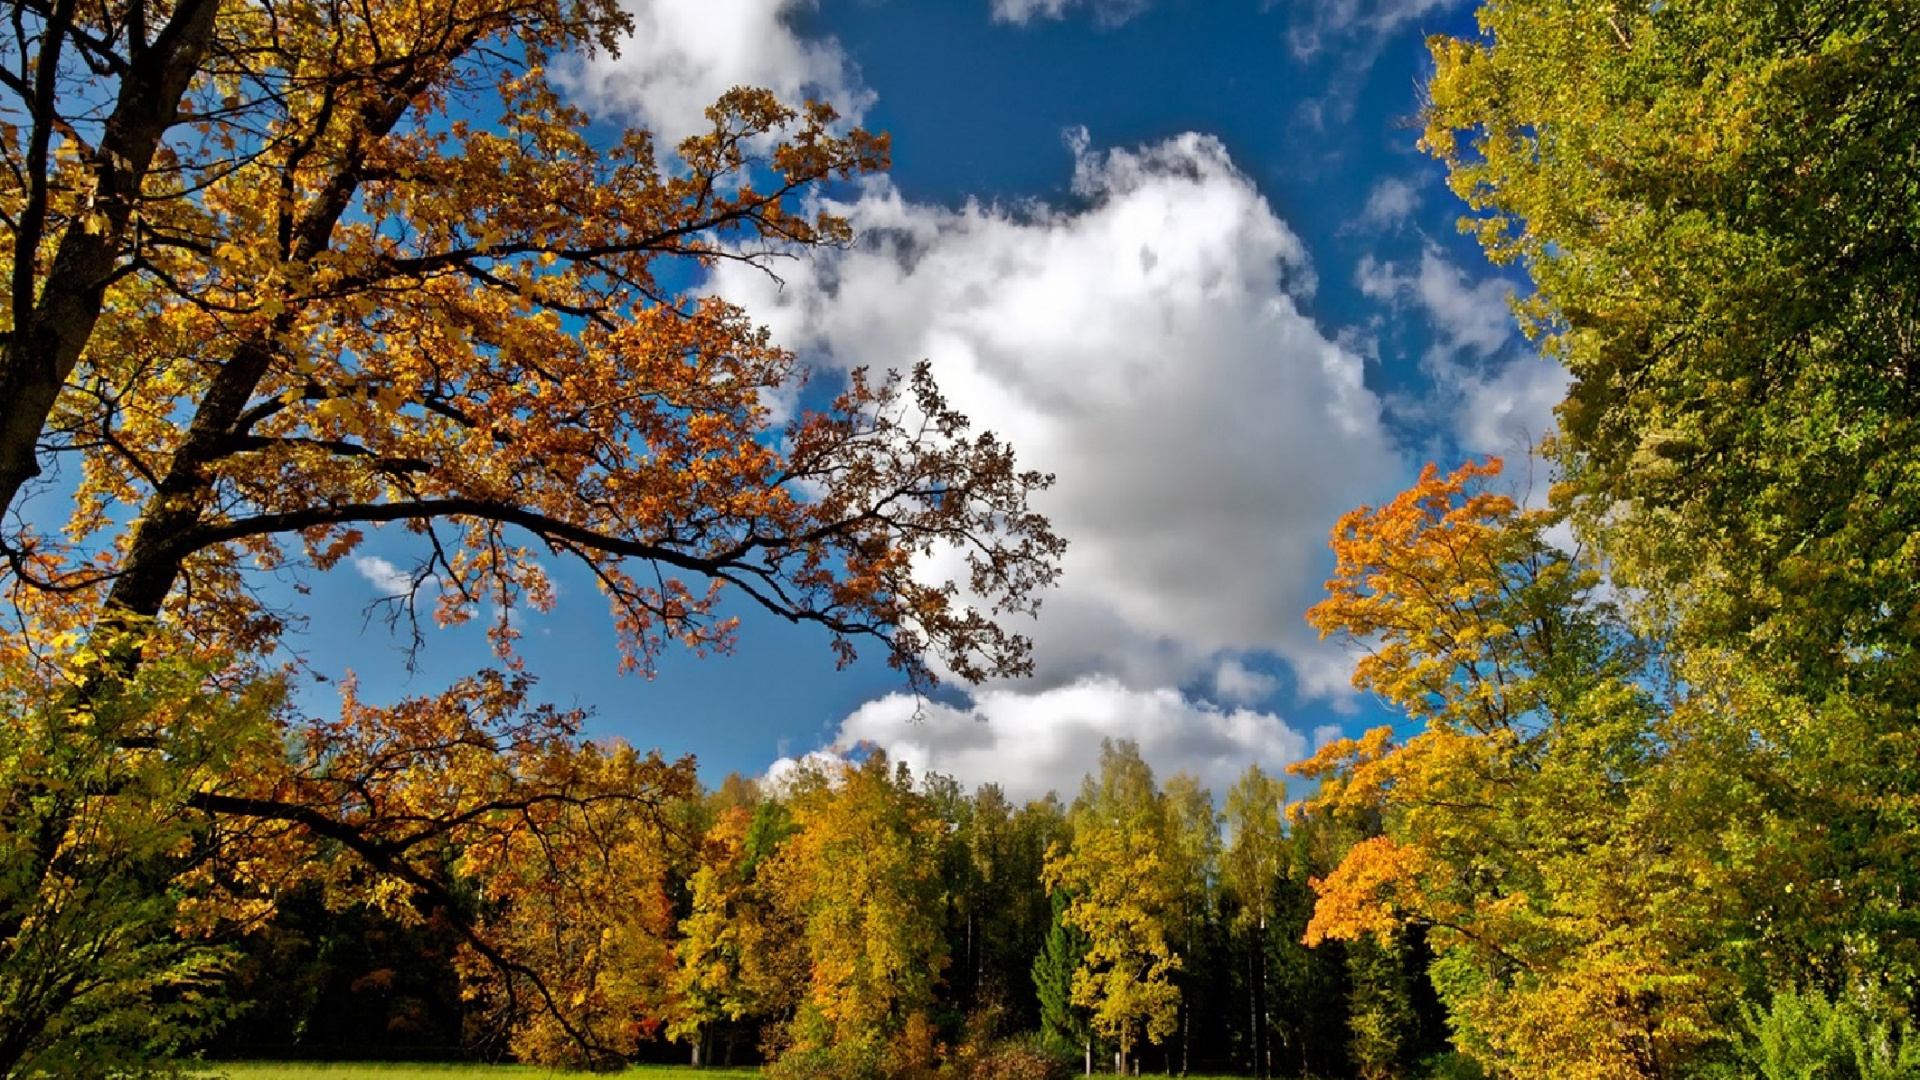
[1411,0,1920,1074]
[1296,458,1750,1078]
[1041,739,1182,1072]
[943,1034,1074,1080]
[1344,937,1415,1080]
[1423,0,1920,697]
[668,805,775,1065]
[0,0,1061,1062]
[761,752,949,1077]
[1737,990,1920,1080]
[1031,890,1093,1059]
[0,632,279,1079]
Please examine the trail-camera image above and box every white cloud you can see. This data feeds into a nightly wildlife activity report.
[1213,657,1280,705]
[565,0,872,147]
[778,677,1312,803]
[352,555,419,598]
[1358,246,1569,482]
[991,0,1150,26]
[713,131,1404,703]
[1451,353,1571,458]
[1285,0,1462,59]
[1354,176,1420,232]
[1357,246,1515,357]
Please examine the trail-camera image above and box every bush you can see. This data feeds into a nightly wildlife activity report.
[945,1034,1073,1080]
[1418,1050,1490,1080]
[1739,989,1920,1080]
[765,1040,892,1080]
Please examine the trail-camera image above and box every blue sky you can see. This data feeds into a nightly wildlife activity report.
[289,0,1568,802]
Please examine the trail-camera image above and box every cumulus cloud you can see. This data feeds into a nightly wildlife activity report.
[714,131,1403,702]
[1358,246,1568,477]
[1450,354,1571,458]
[991,0,1151,26]
[565,0,872,147]
[771,677,1314,803]
[1213,657,1280,705]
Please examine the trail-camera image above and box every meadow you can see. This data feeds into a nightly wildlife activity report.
[198,1066,764,1080]
[198,1060,1259,1068]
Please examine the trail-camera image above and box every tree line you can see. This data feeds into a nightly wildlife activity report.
[197,739,1452,1079]
[2,0,1917,1074]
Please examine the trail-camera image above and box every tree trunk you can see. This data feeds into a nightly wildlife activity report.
[0,0,222,523]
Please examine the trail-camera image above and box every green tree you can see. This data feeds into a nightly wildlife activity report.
[1422,0,1920,1060]
[1033,888,1097,1076]
[1423,0,1920,700]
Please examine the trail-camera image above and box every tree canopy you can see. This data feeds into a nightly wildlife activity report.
[0,0,1062,1068]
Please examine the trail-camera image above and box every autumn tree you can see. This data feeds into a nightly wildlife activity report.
[1043,739,1183,1076]
[671,804,775,1068]
[1296,459,1740,1079]
[0,0,1061,1064]
[761,752,950,1078]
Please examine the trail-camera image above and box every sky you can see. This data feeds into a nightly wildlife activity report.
[288,0,1569,804]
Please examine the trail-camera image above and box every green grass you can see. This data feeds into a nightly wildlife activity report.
[197,1066,763,1079]
[194,1066,1261,1080]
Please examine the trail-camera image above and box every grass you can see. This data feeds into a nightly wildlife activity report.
[197,1066,763,1079]
[195,1066,1258,1080]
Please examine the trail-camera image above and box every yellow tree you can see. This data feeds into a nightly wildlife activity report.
[762,751,950,1077]
[669,804,786,1067]
[1043,739,1182,1076]
[0,0,1062,1066]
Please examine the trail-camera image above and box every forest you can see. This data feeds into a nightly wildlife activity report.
[1,0,1917,1076]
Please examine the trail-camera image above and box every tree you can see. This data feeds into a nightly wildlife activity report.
[0,631,277,1078]
[1161,772,1220,1075]
[1033,888,1096,1076]
[1043,739,1182,1076]
[1223,765,1286,1078]
[1296,459,1729,1079]
[0,0,1061,1064]
[1423,0,1920,1056]
[1422,0,1920,698]
[671,805,773,1068]
[762,752,950,1077]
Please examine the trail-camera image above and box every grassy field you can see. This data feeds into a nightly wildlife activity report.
[198,1066,763,1079]
[197,1066,1252,1080]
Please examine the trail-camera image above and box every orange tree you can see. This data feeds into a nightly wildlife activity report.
[0,0,1062,1069]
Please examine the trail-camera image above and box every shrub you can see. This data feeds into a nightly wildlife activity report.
[946,1034,1073,1080]
[1739,988,1920,1080]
